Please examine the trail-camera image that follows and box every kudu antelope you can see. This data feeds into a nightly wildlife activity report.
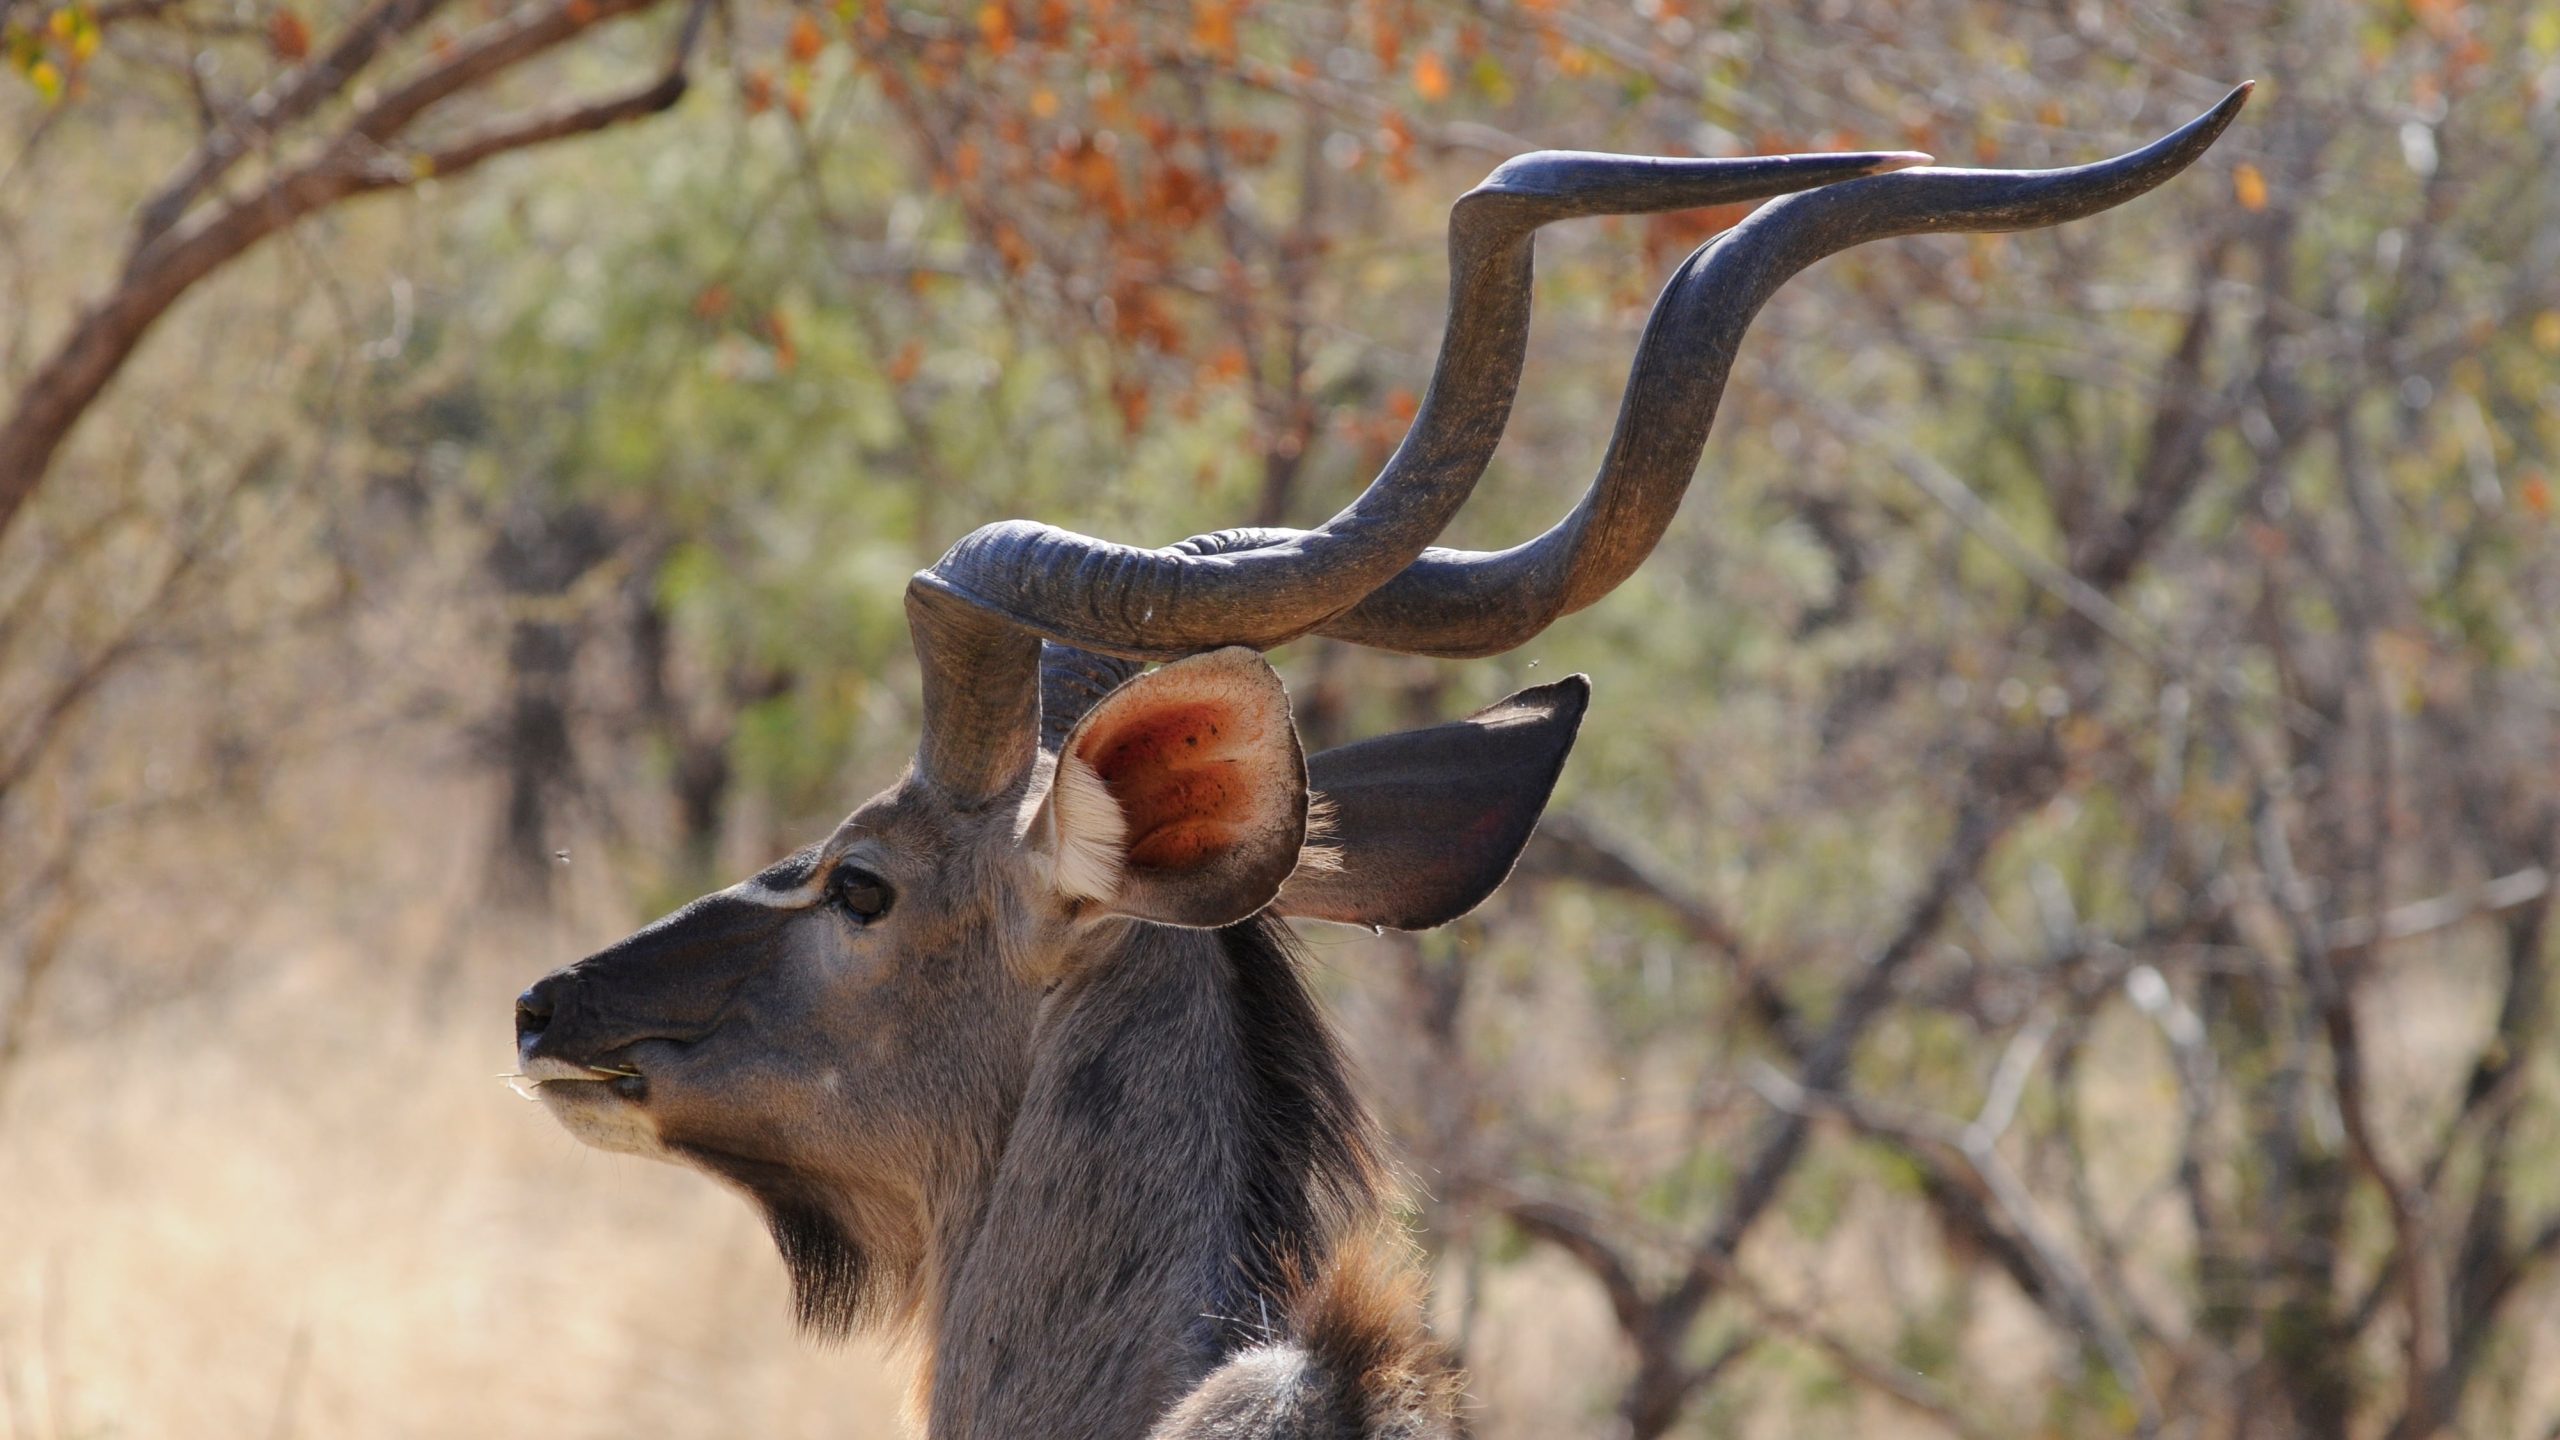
[515,86,2249,1438]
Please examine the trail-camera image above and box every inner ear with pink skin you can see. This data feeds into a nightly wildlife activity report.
[1083,701,1261,871]
[1034,647,1310,929]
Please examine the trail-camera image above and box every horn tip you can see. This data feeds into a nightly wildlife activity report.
[2176,81,2255,153]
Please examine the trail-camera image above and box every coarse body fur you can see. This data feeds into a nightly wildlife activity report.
[928,917,1458,1438]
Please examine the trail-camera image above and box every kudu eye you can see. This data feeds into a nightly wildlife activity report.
[830,865,892,923]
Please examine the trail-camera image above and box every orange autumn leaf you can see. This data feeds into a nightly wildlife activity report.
[1370,16,1400,70]
[741,67,774,114]
[1642,203,1746,263]
[565,0,598,23]
[1068,140,1118,200]
[1412,50,1449,101]
[1112,376,1150,431]
[2522,472,2554,519]
[1223,125,1279,165]
[2407,0,2461,34]
[978,3,1014,52]
[765,309,797,371]
[992,223,1035,272]
[267,7,311,60]
[788,12,825,64]
[1191,0,1235,59]
[2233,161,2268,212]
[887,339,925,385]
[691,282,733,320]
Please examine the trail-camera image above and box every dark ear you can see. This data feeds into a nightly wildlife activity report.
[1028,647,1310,929]
[1275,676,1589,931]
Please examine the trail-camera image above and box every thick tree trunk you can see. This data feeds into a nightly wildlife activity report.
[485,503,617,907]
[494,617,584,907]
[628,580,741,886]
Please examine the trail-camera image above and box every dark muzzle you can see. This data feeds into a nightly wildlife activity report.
[515,890,790,1070]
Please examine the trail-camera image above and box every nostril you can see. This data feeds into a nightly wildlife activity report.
[515,985,555,1039]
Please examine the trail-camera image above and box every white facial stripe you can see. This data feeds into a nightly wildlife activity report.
[724,875,828,909]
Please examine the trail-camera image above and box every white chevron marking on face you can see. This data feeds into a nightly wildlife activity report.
[719,840,845,909]
[724,875,828,909]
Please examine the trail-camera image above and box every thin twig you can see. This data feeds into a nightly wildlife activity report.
[1494,1176,2000,1440]
[1748,1064,2165,1437]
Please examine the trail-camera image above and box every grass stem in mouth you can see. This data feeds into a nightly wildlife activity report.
[497,1066,640,1100]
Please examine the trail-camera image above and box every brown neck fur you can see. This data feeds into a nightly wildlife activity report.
[926,915,1386,1440]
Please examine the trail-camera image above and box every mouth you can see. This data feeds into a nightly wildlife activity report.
[505,1053,670,1159]
[504,1053,650,1104]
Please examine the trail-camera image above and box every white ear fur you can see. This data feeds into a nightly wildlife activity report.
[1023,647,1309,927]
[1044,747,1127,902]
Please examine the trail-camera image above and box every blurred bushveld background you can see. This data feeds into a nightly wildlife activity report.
[4,1,2558,1436]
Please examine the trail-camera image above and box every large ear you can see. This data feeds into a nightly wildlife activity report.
[1275,676,1589,931]
[1029,647,1309,928]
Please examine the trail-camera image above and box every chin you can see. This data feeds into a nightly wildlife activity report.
[522,1060,672,1160]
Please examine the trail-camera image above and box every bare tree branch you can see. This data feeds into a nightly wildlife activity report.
[127,0,459,252]
[0,0,704,540]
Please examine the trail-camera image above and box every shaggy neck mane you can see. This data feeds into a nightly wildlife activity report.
[926,914,1387,1439]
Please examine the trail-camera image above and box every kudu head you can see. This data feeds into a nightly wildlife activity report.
[511,644,1589,1328]
[514,86,2250,1345]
